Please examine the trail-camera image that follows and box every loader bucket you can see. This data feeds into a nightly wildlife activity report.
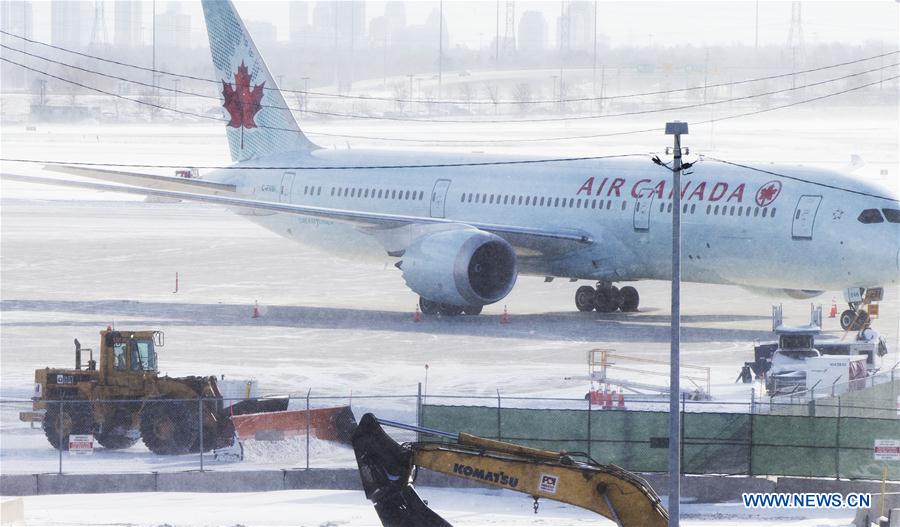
[352,413,451,527]
[230,405,356,445]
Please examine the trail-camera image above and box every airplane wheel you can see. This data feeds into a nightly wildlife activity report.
[419,297,440,316]
[575,286,596,312]
[594,286,619,313]
[619,286,640,312]
[462,305,483,316]
[851,310,870,331]
[440,304,464,316]
[839,309,857,331]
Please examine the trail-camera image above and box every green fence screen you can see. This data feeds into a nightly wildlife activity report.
[421,404,899,480]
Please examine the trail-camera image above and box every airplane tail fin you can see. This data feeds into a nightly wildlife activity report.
[201,0,317,161]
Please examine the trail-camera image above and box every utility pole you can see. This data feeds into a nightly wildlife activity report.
[407,74,414,114]
[495,0,500,68]
[592,1,598,104]
[438,0,443,99]
[754,1,759,50]
[665,121,688,527]
[152,0,158,115]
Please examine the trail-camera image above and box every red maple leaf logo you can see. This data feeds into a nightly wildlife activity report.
[222,61,264,130]
[755,180,782,206]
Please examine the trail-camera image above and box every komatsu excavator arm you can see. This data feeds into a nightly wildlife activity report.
[352,413,668,527]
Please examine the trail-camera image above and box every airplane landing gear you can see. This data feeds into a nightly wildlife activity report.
[839,309,870,331]
[573,283,640,313]
[419,297,482,317]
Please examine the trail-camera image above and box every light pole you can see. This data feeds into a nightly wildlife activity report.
[407,74,414,114]
[301,76,310,115]
[665,120,688,527]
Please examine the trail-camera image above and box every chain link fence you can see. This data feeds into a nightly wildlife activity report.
[1,381,896,478]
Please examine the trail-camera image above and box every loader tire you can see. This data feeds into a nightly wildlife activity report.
[97,404,140,450]
[140,400,198,455]
[42,400,95,451]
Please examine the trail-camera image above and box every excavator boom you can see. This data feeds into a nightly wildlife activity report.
[352,413,668,527]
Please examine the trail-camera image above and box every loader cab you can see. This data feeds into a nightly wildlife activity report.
[100,330,163,383]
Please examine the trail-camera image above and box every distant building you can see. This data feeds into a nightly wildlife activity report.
[51,0,89,49]
[568,1,594,51]
[246,20,277,50]
[310,1,364,48]
[155,5,191,51]
[518,10,547,52]
[384,2,406,47]
[114,0,143,49]
[288,2,309,44]
[1,0,33,89]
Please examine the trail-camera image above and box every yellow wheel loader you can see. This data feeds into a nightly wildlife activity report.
[352,413,668,527]
[21,329,291,455]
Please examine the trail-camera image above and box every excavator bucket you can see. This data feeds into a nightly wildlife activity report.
[352,414,451,527]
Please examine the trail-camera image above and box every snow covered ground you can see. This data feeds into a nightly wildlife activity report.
[1,112,896,525]
[4,488,860,526]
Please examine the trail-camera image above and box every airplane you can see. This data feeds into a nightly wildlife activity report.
[3,0,898,327]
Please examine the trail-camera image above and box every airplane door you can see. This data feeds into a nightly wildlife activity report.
[430,179,451,218]
[632,188,655,231]
[280,172,295,203]
[791,195,822,239]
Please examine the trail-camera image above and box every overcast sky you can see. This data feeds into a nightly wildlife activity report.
[21,1,900,50]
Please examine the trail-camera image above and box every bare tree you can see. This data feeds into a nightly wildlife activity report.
[457,83,476,113]
[511,82,533,114]
[483,82,500,115]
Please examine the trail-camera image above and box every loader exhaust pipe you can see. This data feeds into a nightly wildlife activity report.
[74,339,81,370]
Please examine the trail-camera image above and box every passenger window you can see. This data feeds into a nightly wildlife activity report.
[606,200,612,210]
[503,195,509,205]
[331,187,335,196]
[667,203,673,213]
[729,206,735,216]
[621,201,626,210]
[570,198,575,208]
[682,204,688,213]
[518,196,523,205]
[770,208,776,218]
[525,196,530,206]
[659,203,665,213]
[754,207,759,217]
[883,208,900,223]
[858,209,884,224]
[460,194,465,202]
[554,198,560,207]
[489,195,494,204]
[351,189,356,197]
[690,204,696,214]
[317,187,322,195]
[762,208,768,217]
[592,199,597,209]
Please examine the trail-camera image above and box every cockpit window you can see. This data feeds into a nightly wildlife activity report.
[882,208,900,223]
[858,209,884,224]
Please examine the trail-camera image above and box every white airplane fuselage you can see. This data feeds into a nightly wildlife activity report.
[208,149,900,294]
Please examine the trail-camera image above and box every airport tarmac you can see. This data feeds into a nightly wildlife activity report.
[1,117,897,524]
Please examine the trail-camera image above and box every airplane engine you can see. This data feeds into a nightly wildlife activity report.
[398,228,517,308]
[742,287,825,300]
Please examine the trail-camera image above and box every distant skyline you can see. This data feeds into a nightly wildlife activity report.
[14,1,900,50]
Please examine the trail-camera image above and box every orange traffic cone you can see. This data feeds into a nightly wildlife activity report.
[604,385,613,409]
[829,298,837,318]
[414,304,421,322]
[500,305,510,324]
[252,300,260,319]
[617,388,625,409]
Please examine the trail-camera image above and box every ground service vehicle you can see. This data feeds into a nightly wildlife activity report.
[352,413,668,527]
[21,329,287,455]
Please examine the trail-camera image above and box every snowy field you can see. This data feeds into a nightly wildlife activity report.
[3,488,861,527]
[1,109,897,525]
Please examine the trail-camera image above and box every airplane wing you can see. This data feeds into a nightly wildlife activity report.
[44,165,237,194]
[1,173,592,257]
